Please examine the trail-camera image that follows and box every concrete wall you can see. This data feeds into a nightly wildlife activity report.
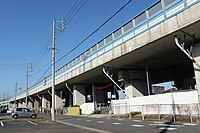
[80,102,95,115]
[112,91,199,115]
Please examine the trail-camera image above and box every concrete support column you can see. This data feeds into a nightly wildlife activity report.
[73,85,86,106]
[118,70,150,98]
[192,43,200,102]
[55,91,63,110]
[69,93,73,106]
[34,98,41,112]
[27,98,34,109]
[18,100,25,108]
[42,95,50,113]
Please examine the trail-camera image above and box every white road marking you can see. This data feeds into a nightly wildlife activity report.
[131,124,144,127]
[149,123,184,128]
[183,123,198,126]
[112,123,121,125]
[77,119,81,121]
[0,121,4,127]
[159,127,177,130]
[149,123,168,126]
[153,121,165,124]
[57,120,113,133]
[86,120,91,122]
[97,121,104,123]
[133,120,142,122]
[27,121,37,125]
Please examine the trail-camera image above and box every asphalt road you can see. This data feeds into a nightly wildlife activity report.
[0,114,95,133]
[1,113,200,133]
[55,115,200,133]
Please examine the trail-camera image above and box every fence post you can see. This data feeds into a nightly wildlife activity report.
[189,104,193,123]
[141,105,144,120]
[158,104,161,121]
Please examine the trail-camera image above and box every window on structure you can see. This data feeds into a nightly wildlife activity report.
[135,12,147,26]
[123,21,133,33]
[98,40,104,49]
[80,53,85,60]
[77,56,81,62]
[164,0,176,6]
[148,2,162,17]
[91,45,97,53]
[105,35,112,44]
[113,28,122,39]
[86,49,91,56]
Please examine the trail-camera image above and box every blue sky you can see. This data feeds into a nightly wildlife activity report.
[0,0,160,98]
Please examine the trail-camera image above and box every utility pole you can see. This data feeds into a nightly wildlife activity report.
[15,83,18,108]
[51,18,64,122]
[26,65,29,107]
[3,93,5,108]
[51,19,56,122]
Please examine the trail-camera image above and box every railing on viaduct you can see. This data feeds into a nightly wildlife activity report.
[12,0,200,101]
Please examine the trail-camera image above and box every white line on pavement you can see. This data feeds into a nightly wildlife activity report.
[0,121,4,127]
[86,120,91,122]
[97,121,104,123]
[77,119,81,121]
[57,120,113,133]
[149,123,184,127]
[153,121,165,124]
[133,120,142,122]
[131,124,144,127]
[183,123,198,126]
[159,127,177,130]
[27,121,37,125]
[112,123,121,125]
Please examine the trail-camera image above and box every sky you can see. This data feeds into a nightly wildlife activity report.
[0,0,161,99]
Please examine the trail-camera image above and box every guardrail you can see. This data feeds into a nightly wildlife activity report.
[14,0,199,100]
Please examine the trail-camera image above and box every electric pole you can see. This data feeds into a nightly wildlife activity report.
[51,19,64,122]
[15,83,18,108]
[51,19,56,122]
[26,65,29,107]
[3,93,5,108]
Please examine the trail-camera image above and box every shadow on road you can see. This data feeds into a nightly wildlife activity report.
[158,122,173,133]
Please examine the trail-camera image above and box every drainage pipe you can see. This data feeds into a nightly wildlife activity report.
[102,67,127,96]
[175,37,200,68]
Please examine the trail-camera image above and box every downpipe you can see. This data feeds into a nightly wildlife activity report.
[175,37,200,68]
[102,67,127,97]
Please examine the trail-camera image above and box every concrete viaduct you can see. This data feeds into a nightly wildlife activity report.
[2,0,200,114]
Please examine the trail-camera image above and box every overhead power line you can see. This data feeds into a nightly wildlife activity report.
[0,64,25,69]
[36,0,132,82]
[64,0,87,27]
[56,0,132,63]
[35,0,88,82]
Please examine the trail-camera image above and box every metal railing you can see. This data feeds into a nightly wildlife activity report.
[14,0,200,100]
